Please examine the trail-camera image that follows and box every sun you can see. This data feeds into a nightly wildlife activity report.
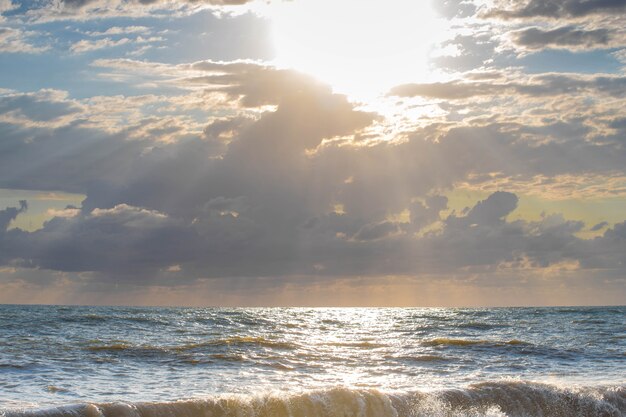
[264,0,446,101]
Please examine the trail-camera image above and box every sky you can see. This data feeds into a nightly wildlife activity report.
[0,0,625,306]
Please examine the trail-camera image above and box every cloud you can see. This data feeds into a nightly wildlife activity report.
[3,181,622,284]
[388,73,626,99]
[0,200,27,264]
[457,173,626,200]
[85,26,150,36]
[389,80,504,99]
[353,221,399,241]
[0,89,83,122]
[61,0,252,8]
[0,27,49,53]
[486,0,626,19]
[433,0,477,19]
[70,36,163,53]
[409,195,448,231]
[0,0,18,15]
[20,204,199,274]
[185,61,347,108]
[431,33,499,72]
[0,200,26,231]
[0,59,624,303]
[590,221,609,231]
[19,0,257,22]
[1,116,623,279]
[452,191,519,226]
[513,26,611,50]
[1,0,625,305]
[604,220,626,239]
[614,48,626,65]
[0,0,17,23]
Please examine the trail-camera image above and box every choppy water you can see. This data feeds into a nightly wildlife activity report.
[0,305,624,416]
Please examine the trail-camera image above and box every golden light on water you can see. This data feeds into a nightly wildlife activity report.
[267,0,446,101]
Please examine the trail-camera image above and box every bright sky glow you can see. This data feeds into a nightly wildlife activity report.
[268,0,446,100]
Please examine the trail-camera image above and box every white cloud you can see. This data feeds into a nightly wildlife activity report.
[70,36,131,53]
[0,27,49,53]
[23,0,258,23]
[86,26,150,36]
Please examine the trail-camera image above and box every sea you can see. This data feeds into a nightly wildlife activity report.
[0,305,624,417]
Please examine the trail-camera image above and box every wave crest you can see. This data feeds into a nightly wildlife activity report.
[4,382,624,417]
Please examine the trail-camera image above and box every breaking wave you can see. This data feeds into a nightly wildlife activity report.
[3,382,624,417]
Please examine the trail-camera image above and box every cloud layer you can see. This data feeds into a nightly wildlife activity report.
[0,0,625,305]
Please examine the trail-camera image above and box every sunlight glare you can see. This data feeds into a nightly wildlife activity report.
[267,0,446,100]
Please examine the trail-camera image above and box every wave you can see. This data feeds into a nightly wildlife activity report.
[572,319,608,325]
[45,387,70,394]
[174,336,298,351]
[422,338,531,347]
[85,342,135,352]
[83,342,169,359]
[61,314,172,326]
[60,315,108,324]
[383,353,450,363]
[3,382,624,417]
[83,336,297,355]
[404,354,449,362]
[0,363,32,370]
[323,341,386,349]
[456,322,507,330]
[419,338,585,360]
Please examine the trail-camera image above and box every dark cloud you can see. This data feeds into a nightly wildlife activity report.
[487,0,626,19]
[409,196,448,231]
[0,91,82,121]
[0,200,27,264]
[1,175,624,285]
[0,200,27,231]
[609,117,626,130]
[203,116,253,141]
[353,221,399,241]
[454,191,519,226]
[389,81,503,99]
[389,74,626,99]
[591,221,609,231]
[604,220,626,239]
[0,63,625,287]
[513,26,611,49]
[18,205,199,275]
[519,74,626,97]
[61,0,93,7]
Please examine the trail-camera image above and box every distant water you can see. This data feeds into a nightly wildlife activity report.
[0,306,624,417]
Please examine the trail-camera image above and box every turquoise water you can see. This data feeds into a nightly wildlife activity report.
[0,305,624,416]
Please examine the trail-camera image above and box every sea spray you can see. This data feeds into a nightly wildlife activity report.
[4,384,624,417]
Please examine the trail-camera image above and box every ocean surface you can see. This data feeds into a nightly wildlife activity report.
[0,305,624,417]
